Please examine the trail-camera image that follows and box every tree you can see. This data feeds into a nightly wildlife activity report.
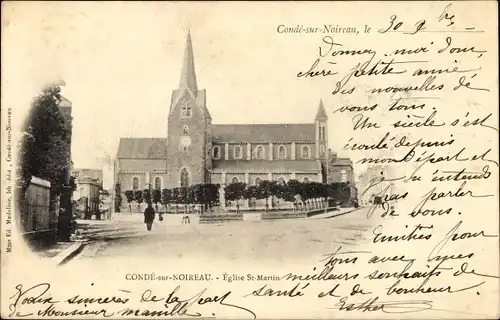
[16,83,73,241]
[134,190,143,212]
[224,182,246,212]
[178,187,190,213]
[161,188,172,212]
[143,188,152,205]
[204,183,220,213]
[256,180,274,211]
[267,181,279,210]
[318,183,329,209]
[124,190,134,212]
[281,180,298,203]
[152,189,162,211]
[114,183,122,212]
[171,188,180,214]
[243,185,258,208]
[274,181,287,210]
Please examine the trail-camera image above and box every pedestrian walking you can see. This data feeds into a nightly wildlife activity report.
[144,202,155,231]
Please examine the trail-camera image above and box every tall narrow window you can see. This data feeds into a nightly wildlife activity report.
[340,170,348,183]
[234,145,242,159]
[182,125,189,135]
[212,146,221,159]
[154,177,162,190]
[132,177,139,190]
[320,144,325,155]
[301,146,310,159]
[180,169,189,187]
[278,145,286,160]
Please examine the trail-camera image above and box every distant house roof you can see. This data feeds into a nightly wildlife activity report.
[212,123,315,143]
[116,138,167,159]
[330,157,353,166]
[212,160,321,173]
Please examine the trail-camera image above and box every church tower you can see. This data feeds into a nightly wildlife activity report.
[315,99,328,182]
[166,31,212,189]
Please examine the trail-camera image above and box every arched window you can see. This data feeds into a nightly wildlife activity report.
[301,146,310,159]
[234,145,242,159]
[319,126,324,140]
[319,144,325,155]
[232,177,239,184]
[182,125,189,135]
[180,169,189,187]
[254,177,262,185]
[278,145,287,160]
[132,177,139,190]
[212,146,221,159]
[154,177,162,190]
[254,145,265,160]
[303,177,310,183]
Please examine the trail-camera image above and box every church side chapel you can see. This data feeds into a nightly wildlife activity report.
[114,31,329,212]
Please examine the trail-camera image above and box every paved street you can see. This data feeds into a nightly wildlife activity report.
[71,208,372,264]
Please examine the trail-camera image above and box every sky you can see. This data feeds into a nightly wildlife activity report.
[7,2,492,189]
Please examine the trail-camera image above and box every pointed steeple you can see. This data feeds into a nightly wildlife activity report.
[179,30,198,92]
[315,99,328,120]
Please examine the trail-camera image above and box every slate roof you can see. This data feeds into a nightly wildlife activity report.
[116,138,167,159]
[73,168,103,182]
[212,123,315,143]
[330,157,353,166]
[315,99,328,120]
[179,30,198,93]
[211,160,321,173]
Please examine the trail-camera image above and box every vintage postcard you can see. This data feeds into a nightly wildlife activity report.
[1,1,499,319]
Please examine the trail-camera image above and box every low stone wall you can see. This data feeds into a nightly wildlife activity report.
[261,212,307,220]
[199,214,244,224]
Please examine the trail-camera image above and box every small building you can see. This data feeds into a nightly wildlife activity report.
[327,151,358,206]
[73,169,103,219]
[73,168,103,186]
[357,165,396,207]
[327,151,355,184]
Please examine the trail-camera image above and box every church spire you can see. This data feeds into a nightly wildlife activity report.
[179,30,198,92]
[315,99,328,120]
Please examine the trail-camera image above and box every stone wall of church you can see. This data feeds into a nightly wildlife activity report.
[118,171,168,191]
[211,141,320,161]
[117,159,167,172]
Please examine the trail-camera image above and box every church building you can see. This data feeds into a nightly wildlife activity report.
[114,31,329,209]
